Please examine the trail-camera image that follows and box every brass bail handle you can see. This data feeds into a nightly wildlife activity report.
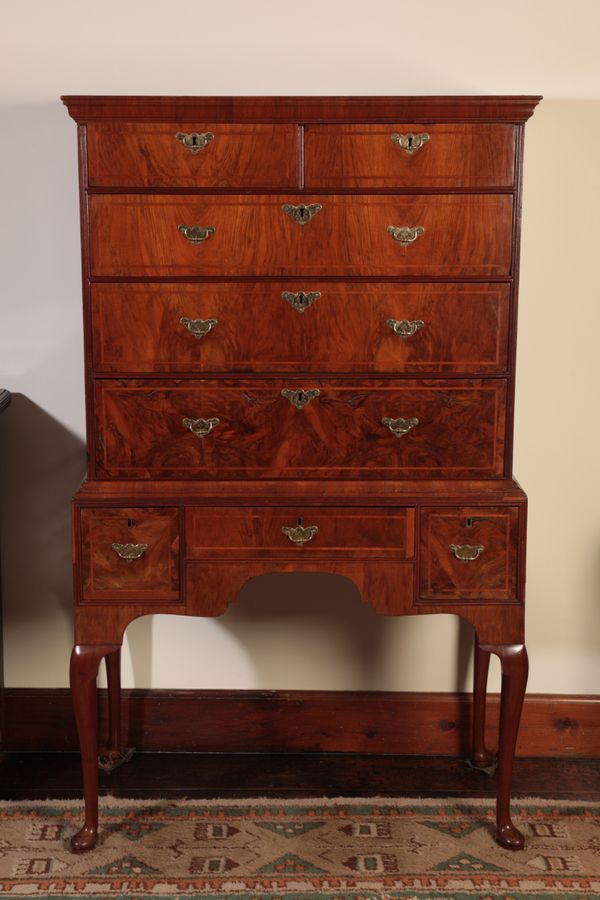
[449,543,485,563]
[111,542,148,562]
[386,319,425,338]
[282,523,319,544]
[382,416,419,438]
[180,317,218,338]
[182,416,220,438]
[178,225,216,245]
[387,225,425,246]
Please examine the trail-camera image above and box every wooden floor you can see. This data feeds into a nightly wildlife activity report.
[1,753,599,801]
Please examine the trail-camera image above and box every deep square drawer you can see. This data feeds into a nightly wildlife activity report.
[304,123,516,188]
[419,506,521,602]
[79,507,180,602]
[90,282,510,376]
[185,507,415,559]
[86,123,299,188]
[88,194,513,278]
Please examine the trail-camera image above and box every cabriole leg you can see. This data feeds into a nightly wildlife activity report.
[470,636,495,769]
[482,643,529,850]
[99,647,135,772]
[70,643,119,852]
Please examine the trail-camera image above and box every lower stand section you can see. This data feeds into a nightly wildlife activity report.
[68,638,529,852]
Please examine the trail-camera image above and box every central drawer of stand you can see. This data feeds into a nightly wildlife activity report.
[185,506,415,559]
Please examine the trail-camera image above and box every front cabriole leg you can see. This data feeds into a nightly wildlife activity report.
[70,643,120,852]
[481,643,529,850]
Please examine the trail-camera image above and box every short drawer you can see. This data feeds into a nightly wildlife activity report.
[86,123,298,188]
[93,378,507,480]
[419,506,521,602]
[185,507,415,559]
[79,507,180,602]
[91,282,510,376]
[304,123,516,188]
[88,194,513,278]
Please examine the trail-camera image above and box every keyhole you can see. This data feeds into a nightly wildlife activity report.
[465,517,473,529]
[127,518,135,528]
[191,135,198,147]
[297,517,303,526]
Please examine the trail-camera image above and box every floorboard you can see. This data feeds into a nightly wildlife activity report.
[1,753,599,801]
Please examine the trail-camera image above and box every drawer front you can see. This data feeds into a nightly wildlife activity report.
[86,123,299,188]
[304,124,516,188]
[91,282,510,375]
[419,506,520,602]
[94,378,506,479]
[79,507,180,602]
[185,507,415,559]
[89,194,513,277]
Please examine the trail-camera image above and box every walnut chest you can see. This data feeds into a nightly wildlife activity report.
[62,95,540,852]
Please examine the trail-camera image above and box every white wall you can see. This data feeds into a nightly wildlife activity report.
[1,0,599,694]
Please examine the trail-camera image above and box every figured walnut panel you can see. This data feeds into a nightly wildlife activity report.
[79,507,180,603]
[185,506,415,559]
[91,282,510,375]
[184,560,416,617]
[304,124,516,188]
[88,194,513,278]
[93,378,507,479]
[419,505,521,602]
[86,123,299,188]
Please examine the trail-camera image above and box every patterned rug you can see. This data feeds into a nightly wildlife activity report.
[0,797,599,898]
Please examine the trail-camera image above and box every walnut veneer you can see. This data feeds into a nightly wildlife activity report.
[62,95,540,853]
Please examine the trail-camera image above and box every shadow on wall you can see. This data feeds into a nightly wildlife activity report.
[220,573,476,695]
[0,395,86,681]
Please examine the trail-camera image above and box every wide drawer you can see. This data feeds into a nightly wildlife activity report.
[79,507,180,603]
[93,378,507,479]
[86,123,299,188]
[91,282,510,375]
[88,194,513,277]
[304,123,516,188]
[419,506,521,602]
[185,506,415,559]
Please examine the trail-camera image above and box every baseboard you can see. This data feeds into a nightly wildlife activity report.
[3,689,599,757]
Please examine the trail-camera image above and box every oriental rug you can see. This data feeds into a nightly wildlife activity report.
[0,797,599,898]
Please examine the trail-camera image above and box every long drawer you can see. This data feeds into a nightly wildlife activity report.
[93,378,507,479]
[86,123,299,188]
[185,506,415,559]
[88,194,513,277]
[91,282,510,375]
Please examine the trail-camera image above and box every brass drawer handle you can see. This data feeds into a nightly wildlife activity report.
[282,203,322,225]
[178,224,215,244]
[281,388,320,409]
[282,524,319,545]
[387,225,425,246]
[390,132,430,155]
[382,416,419,438]
[281,290,321,313]
[449,543,485,563]
[175,131,214,153]
[182,416,220,438]
[180,317,218,338]
[111,542,148,562]
[386,318,425,338]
